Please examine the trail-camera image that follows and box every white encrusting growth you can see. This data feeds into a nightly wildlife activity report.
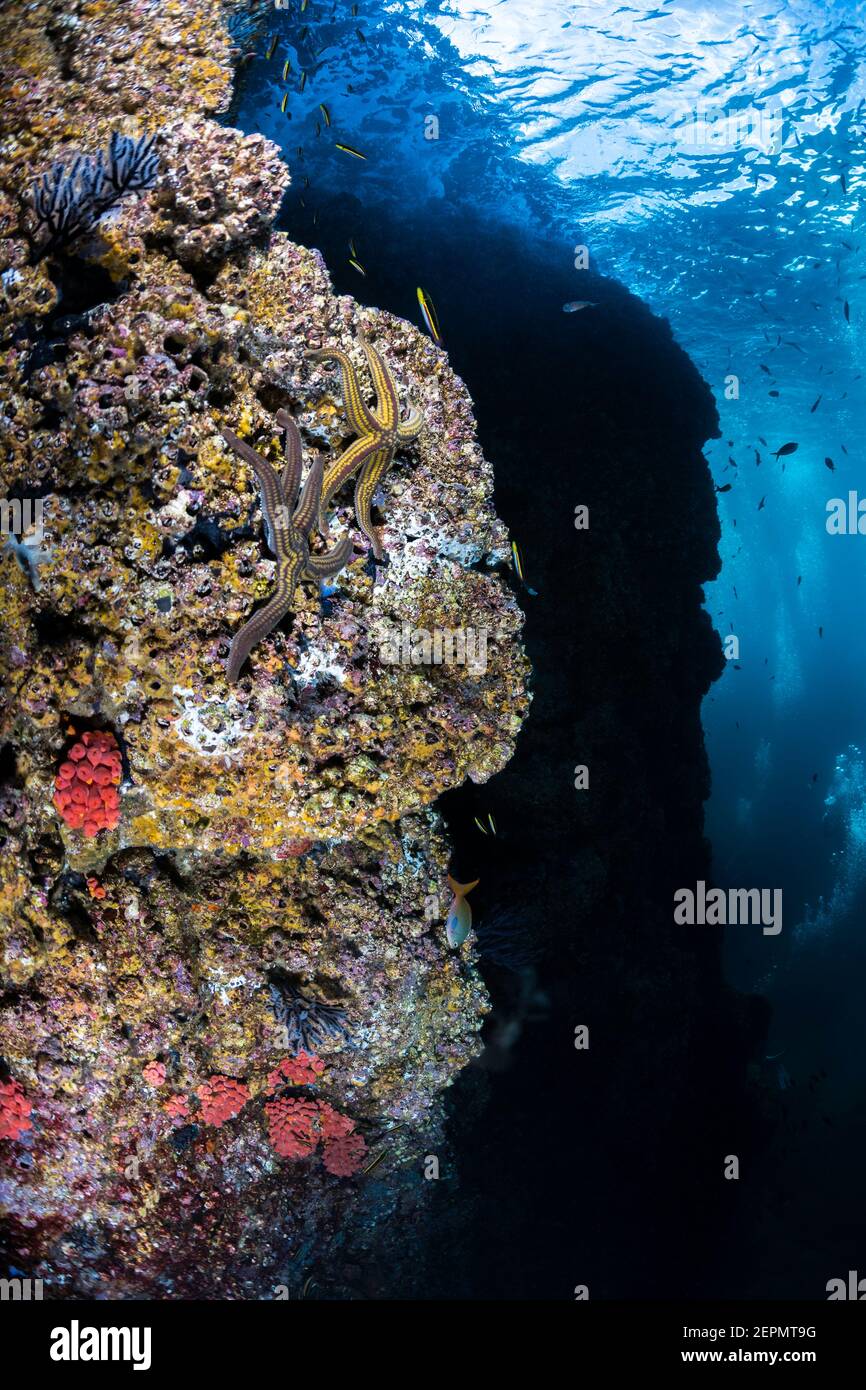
[171,685,256,757]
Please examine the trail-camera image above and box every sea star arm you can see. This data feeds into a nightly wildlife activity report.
[222,428,286,557]
[306,532,355,579]
[397,405,424,442]
[353,447,393,560]
[320,433,386,517]
[275,409,303,502]
[293,455,326,535]
[358,335,400,431]
[306,346,378,436]
[225,563,301,682]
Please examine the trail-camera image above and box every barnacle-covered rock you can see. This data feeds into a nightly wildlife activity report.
[0,813,489,1291]
[11,277,245,488]
[148,118,290,268]
[0,0,529,1299]
[0,183,57,338]
[1,235,528,865]
[0,1,234,268]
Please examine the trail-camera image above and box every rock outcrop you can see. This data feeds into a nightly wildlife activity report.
[0,0,529,1297]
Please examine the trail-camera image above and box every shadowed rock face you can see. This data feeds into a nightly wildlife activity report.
[407,233,763,1300]
[0,0,528,1297]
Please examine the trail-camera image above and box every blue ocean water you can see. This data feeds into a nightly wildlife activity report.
[230,0,866,1281]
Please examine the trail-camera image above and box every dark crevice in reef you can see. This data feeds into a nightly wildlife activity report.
[18,258,121,379]
[163,512,256,564]
[374,223,765,1300]
[47,874,99,947]
[0,743,22,789]
[42,256,119,319]
[31,609,98,649]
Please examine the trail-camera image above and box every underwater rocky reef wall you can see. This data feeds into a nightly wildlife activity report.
[0,0,761,1304]
[0,0,529,1297]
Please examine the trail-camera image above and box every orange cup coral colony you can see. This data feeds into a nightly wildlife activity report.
[53,731,122,837]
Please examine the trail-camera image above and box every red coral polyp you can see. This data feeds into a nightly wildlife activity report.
[54,731,122,837]
[0,1078,33,1142]
[196,1074,250,1127]
[318,1102,355,1141]
[264,1094,366,1175]
[265,1051,326,1092]
[143,1060,166,1087]
[164,1094,190,1126]
[265,1096,320,1159]
[322,1131,368,1177]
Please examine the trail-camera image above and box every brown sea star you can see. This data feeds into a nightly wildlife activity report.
[306,334,423,560]
[222,410,353,682]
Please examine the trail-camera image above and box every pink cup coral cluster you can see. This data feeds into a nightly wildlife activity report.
[163,1094,190,1126]
[0,1078,32,1142]
[53,731,122,837]
[321,1124,368,1178]
[196,1074,250,1127]
[264,1054,367,1176]
[266,1096,321,1159]
[154,1057,367,1174]
[266,1051,326,1089]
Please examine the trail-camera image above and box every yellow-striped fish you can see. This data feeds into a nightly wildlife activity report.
[266,34,278,60]
[417,286,443,344]
[349,238,358,258]
[511,540,524,582]
[335,142,367,159]
[319,103,331,127]
[488,813,497,835]
[280,92,289,114]
[363,1149,388,1176]
[474,816,488,835]
[299,70,307,92]
[349,257,366,276]
[282,60,291,80]
[301,0,309,10]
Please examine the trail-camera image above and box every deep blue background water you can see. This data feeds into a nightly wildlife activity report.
[227,0,866,1292]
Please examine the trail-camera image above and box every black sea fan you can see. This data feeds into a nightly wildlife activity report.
[224,3,266,49]
[28,130,160,260]
[475,905,540,973]
[269,982,353,1054]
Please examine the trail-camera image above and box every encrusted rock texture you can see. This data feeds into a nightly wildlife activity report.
[0,0,529,1297]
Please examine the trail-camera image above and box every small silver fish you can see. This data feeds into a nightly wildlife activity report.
[445,875,479,948]
[563,300,597,313]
